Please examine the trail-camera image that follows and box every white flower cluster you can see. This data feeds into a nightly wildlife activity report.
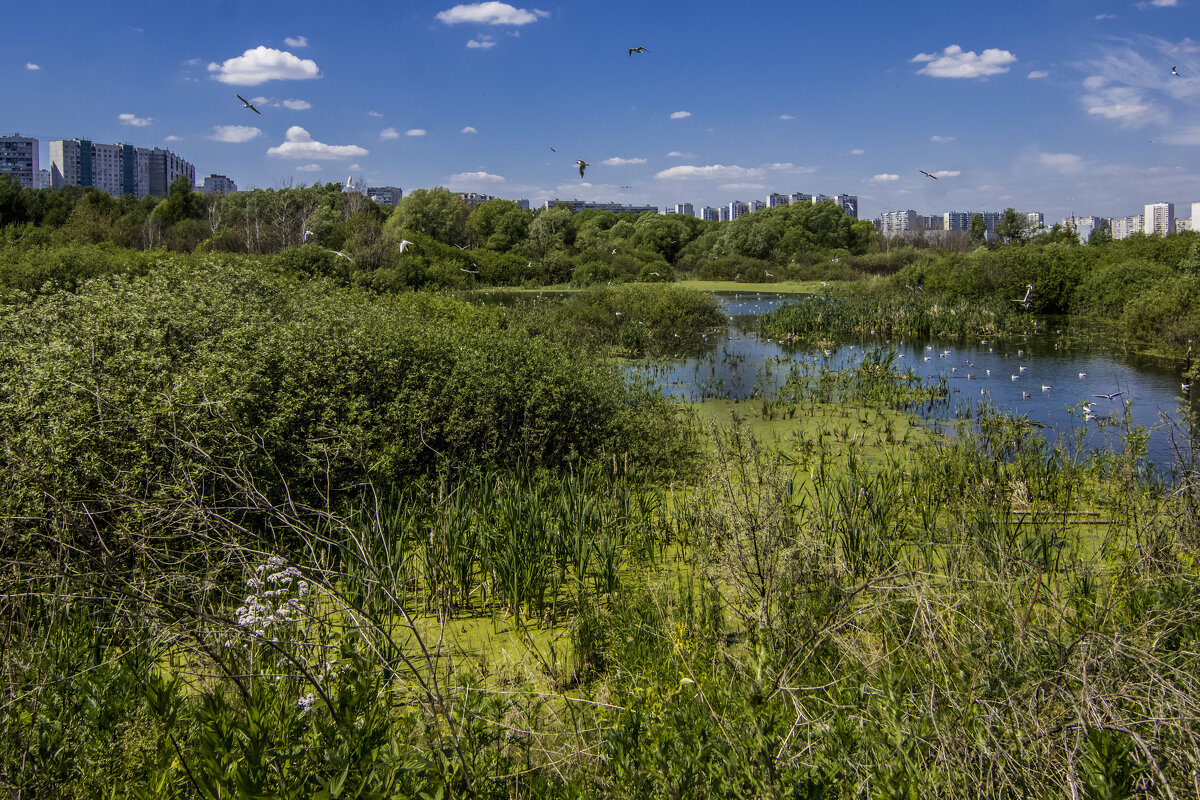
[297,693,316,710]
[233,556,311,638]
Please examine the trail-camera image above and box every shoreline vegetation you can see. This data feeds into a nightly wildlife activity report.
[2,177,1199,798]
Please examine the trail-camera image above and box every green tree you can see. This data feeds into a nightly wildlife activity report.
[386,187,466,246]
[969,213,987,247]
[466,199,532,252]
[996,207,1026,245]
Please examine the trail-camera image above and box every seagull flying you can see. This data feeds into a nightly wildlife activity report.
[628,46,648,56]
[919,170,938,180]
[1172,66,1181,77]
[548,146,556,152]
[460,267,479,274]
[574,159,590,179]
[236,94,262,115]
[1094,392,1124,400]
[327,250,353,262]
[398,239,414,253]
[1013,284,1033,307]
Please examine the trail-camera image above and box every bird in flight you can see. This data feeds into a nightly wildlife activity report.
[575,159,590,178]
[1094,391,1124,400]
[460,267,479,274]
[1013,284,1033,307]
[236,94,262,115]
[628,46,648,56]
[548,146,556,152]
[398,239,414,253]
[1172,66,1181,77]
[919,170,938,180]
[327,250,353,262]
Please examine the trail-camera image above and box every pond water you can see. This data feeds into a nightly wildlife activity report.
[627,292,1196,476]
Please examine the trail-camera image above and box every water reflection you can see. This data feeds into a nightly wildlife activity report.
[630,292,1194,473]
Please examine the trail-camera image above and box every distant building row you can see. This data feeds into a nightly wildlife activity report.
[2,133,195,198]
[677,193,858,222]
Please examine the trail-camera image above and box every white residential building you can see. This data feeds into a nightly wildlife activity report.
[728,200,749,220]
[1112,215,1145,240]
[674,203,694,217]
[1144,202,1174,236]
[50,138,194,198]
[767,193,790,208]
[0,134,39,188]
[880,210,919,238]
[700,206,720,222]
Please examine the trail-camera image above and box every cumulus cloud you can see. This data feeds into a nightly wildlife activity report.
[850,148,865,155]
[367,111,383,117]
[872,173,900,182]
[1149,0,1178,6]
[461,126,478,133]
[210,125,262,143]
[1096,13,1116,19]
[296,164,322,172]
[282,99,312,110]
[911,44,1017,78]
[930,135,955,142]
[283,35,308,48]
[778,113,794,120]
[667,151,694,158]
[406,129,426,137]
[602,156,647,166]
[25,63,40,70]
[1027,70,1049,79]
[449,171,505,182]
[1038,152,1084,173]
[467,36,496,49]
[669,110,692,119]
[436,2,548,25]
[119,113,153,127]
[267,126,367,159]
[380,127,400,140]
[654,164,764,180]
[208,46,321,86]
[932,170,961,178]
[163,135,181,142]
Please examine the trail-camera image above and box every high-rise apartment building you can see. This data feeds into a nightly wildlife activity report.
[0,134,39,188]
[1025,212,1044,232]
[367,186,402,206]
[1144,202,1174,236]
[1112,215,1144,240]
[201,174,238,194]
[700,206,720,222]
[880,210,919,238]
[767,193,790,208]
[50,139,194,198]
[728,200,749,220]
[749,199,767,213]
[674,203,694,217]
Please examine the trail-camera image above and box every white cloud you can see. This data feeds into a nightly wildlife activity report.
[1027,70,1049,79]
[1084,83,1157,124]
[1096,13,1116,19]
[25,63,40,71]
[872,173,900,182]
[467,36,496,49]
[768,162,819,173]
[282,99,312,110]
[267,126,367,159]
[930,135,955,142]
[461,126,478,134]
[367,110,383,117]
[1163,125,1200,144]
[720,182,768,192]
[449,171,505,183]
[296,164,322,172]
[436,2,548,25]
[119,113,153,127]
[778,113,794,120]
[1150,0,1178,6]
[406,129,427,137]
[654,164,765,180]
[210,125,262,143]
[1038,152,1084,173]
[911,44,1017,78]
[850,148,865,155]
[207,46,321,86]
[283,35,308,48]
[666,151,694,158]
[602,157,647,166]
[380,127,401,141]
[669,110,692,119]
[933,170,960,178]
[163,135,181,142]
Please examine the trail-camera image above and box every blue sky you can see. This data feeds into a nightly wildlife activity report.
[5,0,1200,222]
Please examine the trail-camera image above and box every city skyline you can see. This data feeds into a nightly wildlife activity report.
[4,0,1200,222]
